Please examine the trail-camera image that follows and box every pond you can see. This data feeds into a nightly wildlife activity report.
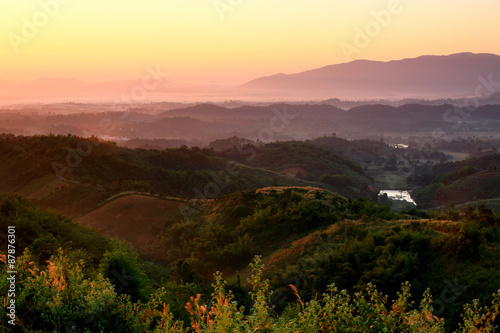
[378,190,416,205]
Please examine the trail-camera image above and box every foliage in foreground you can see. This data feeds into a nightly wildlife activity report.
[2,192,500,331]
[1,252,499,332]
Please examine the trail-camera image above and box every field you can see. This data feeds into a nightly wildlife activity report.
[78,194,186,249]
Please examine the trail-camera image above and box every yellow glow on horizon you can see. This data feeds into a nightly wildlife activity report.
[1,0,500,84]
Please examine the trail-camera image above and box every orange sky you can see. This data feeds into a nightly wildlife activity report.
[1,0,499,85]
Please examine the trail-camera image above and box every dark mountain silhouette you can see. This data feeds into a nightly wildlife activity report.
[241,53,500,99]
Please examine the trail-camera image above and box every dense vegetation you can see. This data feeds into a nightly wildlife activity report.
[147,187,398,277]
[2,192,500,331]
[2,133,500,331]
[214,140,374,199]
[410,154,500,208]
[310,136,398,166]
[0,134,329,216]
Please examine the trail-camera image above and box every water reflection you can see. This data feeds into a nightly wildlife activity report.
[379,190,416,205]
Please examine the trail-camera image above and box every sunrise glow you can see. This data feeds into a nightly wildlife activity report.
[1,0,499,85]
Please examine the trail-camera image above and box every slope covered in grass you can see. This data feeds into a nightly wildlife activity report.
[0,134,327,217]
[78,194,186,250]
[410,154,500,208]
[216,141,375,199]
[1,193,500,331]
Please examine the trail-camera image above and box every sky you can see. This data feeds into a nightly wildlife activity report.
[1,0,500,85]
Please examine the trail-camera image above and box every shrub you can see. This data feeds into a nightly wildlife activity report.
[99,244,150,303]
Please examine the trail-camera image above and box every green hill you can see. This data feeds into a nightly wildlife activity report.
[0,134,328,217]
[410,154,500,208]
[1,192,500,331]
[2,134,500,331]
[215,140,375,199]
[77,194,187,250]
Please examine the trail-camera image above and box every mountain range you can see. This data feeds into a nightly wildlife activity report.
[241,53,500,99]
[2,53,500,103]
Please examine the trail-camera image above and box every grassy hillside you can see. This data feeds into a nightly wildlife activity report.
[78,194,187,250]
[410,154,500,208]
[142,185,500,329]
[1,192,500,331]
[434,170,500,206]
[262,216,500,329]
[0,134,329,217]
[145,186,401,277]
[2,134,500,331]
[215,141,375,199]
[310,136,393,166]
[0,193,112,263]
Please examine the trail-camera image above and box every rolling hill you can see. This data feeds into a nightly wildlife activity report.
[77,194,187,249]
[1,134,343,223]
[214,140,375,199]
[410,154,500,208]
[2,191,500,331]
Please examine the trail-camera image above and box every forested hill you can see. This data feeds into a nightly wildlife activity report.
[0,134,334,215]
[1,187,500,331]
[213,140,374,199]
[410,154,500,208]
[0,134,377,216]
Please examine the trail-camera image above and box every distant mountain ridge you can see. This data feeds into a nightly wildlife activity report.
[241,53,500,99]
[2,53,500,103]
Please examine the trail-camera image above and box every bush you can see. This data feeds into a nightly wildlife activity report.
[99,244,150,303]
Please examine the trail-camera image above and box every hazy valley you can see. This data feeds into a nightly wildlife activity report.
[2,51,500,332]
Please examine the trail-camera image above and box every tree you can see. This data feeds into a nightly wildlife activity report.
[99,244,150,303]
